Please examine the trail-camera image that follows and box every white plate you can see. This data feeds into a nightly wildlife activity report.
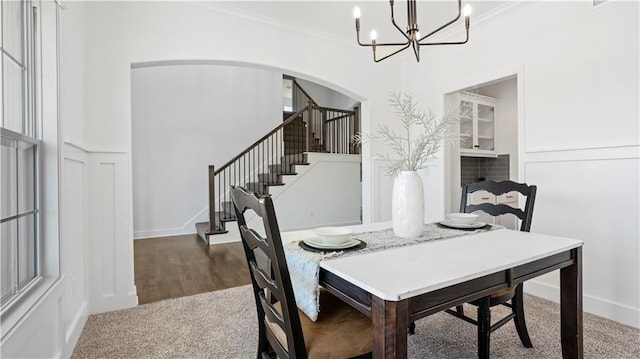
[439,220,487,229]
[302,237,361,250]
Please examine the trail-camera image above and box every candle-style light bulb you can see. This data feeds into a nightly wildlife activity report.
[463,4,472,17]
[415,30,421,41]
[370,29,378,41]
[353,6,361,19]
[463,4,471,29]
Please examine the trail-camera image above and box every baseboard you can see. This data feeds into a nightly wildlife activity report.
[90,292,138,315]
[582,294,640,329]
[133,228,196,239]
[135,220,240,244]
[60,302,88,358]
[525,280,640,328]
[523,279,560,303]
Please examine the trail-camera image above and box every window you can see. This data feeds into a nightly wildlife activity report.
[1,0,41,308]
[283,78,294,113]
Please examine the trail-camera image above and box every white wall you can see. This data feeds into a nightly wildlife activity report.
[296,78,358,109]
[75,0,399,316]
[269,153,362,231]
[402,1,639,327]
[4,2,639,358]
[131,64,281,238]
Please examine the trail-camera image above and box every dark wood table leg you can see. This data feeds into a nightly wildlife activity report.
[560,247,583,359]
[372,296,409,358]
[477,297,491,359]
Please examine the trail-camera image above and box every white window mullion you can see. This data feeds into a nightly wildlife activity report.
[0,0,41,309]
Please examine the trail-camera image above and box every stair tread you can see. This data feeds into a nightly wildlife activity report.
[257,180,284,186]
[195,222,227,243]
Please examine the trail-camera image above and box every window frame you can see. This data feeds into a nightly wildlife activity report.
[1,0,43,311]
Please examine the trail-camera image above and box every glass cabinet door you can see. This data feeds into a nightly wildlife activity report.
[476,103,495,151]
[458,93,497,155]
[459,100,473,150]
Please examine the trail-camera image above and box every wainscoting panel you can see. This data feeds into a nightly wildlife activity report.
[88,152,137,314]
[523,152,639,328]
[98,162,117,296]
[61,153,89,346]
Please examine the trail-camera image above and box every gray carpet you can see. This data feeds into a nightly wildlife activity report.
[72,285,640,358]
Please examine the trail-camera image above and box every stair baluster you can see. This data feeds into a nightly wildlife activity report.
[197,81,361,243]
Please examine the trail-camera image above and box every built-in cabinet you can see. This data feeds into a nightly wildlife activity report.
[459,92,498,157]
[467,190,519,230]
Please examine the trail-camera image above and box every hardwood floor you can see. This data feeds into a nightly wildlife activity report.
[134,234,251,304]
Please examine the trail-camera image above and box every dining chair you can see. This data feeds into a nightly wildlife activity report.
[230,186,372,359]
[446,180,537,359]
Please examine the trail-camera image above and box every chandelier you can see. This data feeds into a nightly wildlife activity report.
[353,0,472,62]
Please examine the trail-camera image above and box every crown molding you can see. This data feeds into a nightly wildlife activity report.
[156,1,532,63]
[189,2,354,48]
[429,0,531,43]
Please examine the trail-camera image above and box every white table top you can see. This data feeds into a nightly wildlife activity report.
[281,222,583,301]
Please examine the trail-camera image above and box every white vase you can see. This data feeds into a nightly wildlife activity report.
[392,171,425,238]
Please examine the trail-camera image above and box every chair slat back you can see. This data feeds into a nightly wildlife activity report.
[231,186,307,359]
[460,180,537,232]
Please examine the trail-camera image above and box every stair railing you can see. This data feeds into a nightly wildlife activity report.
[312,105,360,155]
[207,104,313,234]
[206,82,360,235]
[292,79,360,155]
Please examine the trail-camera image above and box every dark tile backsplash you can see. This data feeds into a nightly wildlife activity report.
[461,154,510,185]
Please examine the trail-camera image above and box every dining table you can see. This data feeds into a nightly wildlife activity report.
[280,222,584,359]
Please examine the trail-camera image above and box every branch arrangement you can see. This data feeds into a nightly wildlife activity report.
[354,92,458,175]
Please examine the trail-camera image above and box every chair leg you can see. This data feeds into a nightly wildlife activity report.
[477,297,491,359]
[408,321,416,335]
[456,305,464,315]
[512,285,533,348]
[257,321,271,359]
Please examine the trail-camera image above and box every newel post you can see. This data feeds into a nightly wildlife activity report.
[306,100,314,153]
[353,105,360,154]
[321,110,327,152]
[209,165,215,233]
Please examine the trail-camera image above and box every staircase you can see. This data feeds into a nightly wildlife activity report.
[196,80,360,244]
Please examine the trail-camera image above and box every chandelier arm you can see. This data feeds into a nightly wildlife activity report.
[373,43,411,62]
[356,15,409,47]
[357,30,400,47]
[390,0,411,41]
[417,0,462,42]
[353,0,470,62]
[356,29,367,46]
[420,28,469,46]
[361,40,412,47]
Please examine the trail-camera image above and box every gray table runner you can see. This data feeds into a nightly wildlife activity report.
[284,222,501,321]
